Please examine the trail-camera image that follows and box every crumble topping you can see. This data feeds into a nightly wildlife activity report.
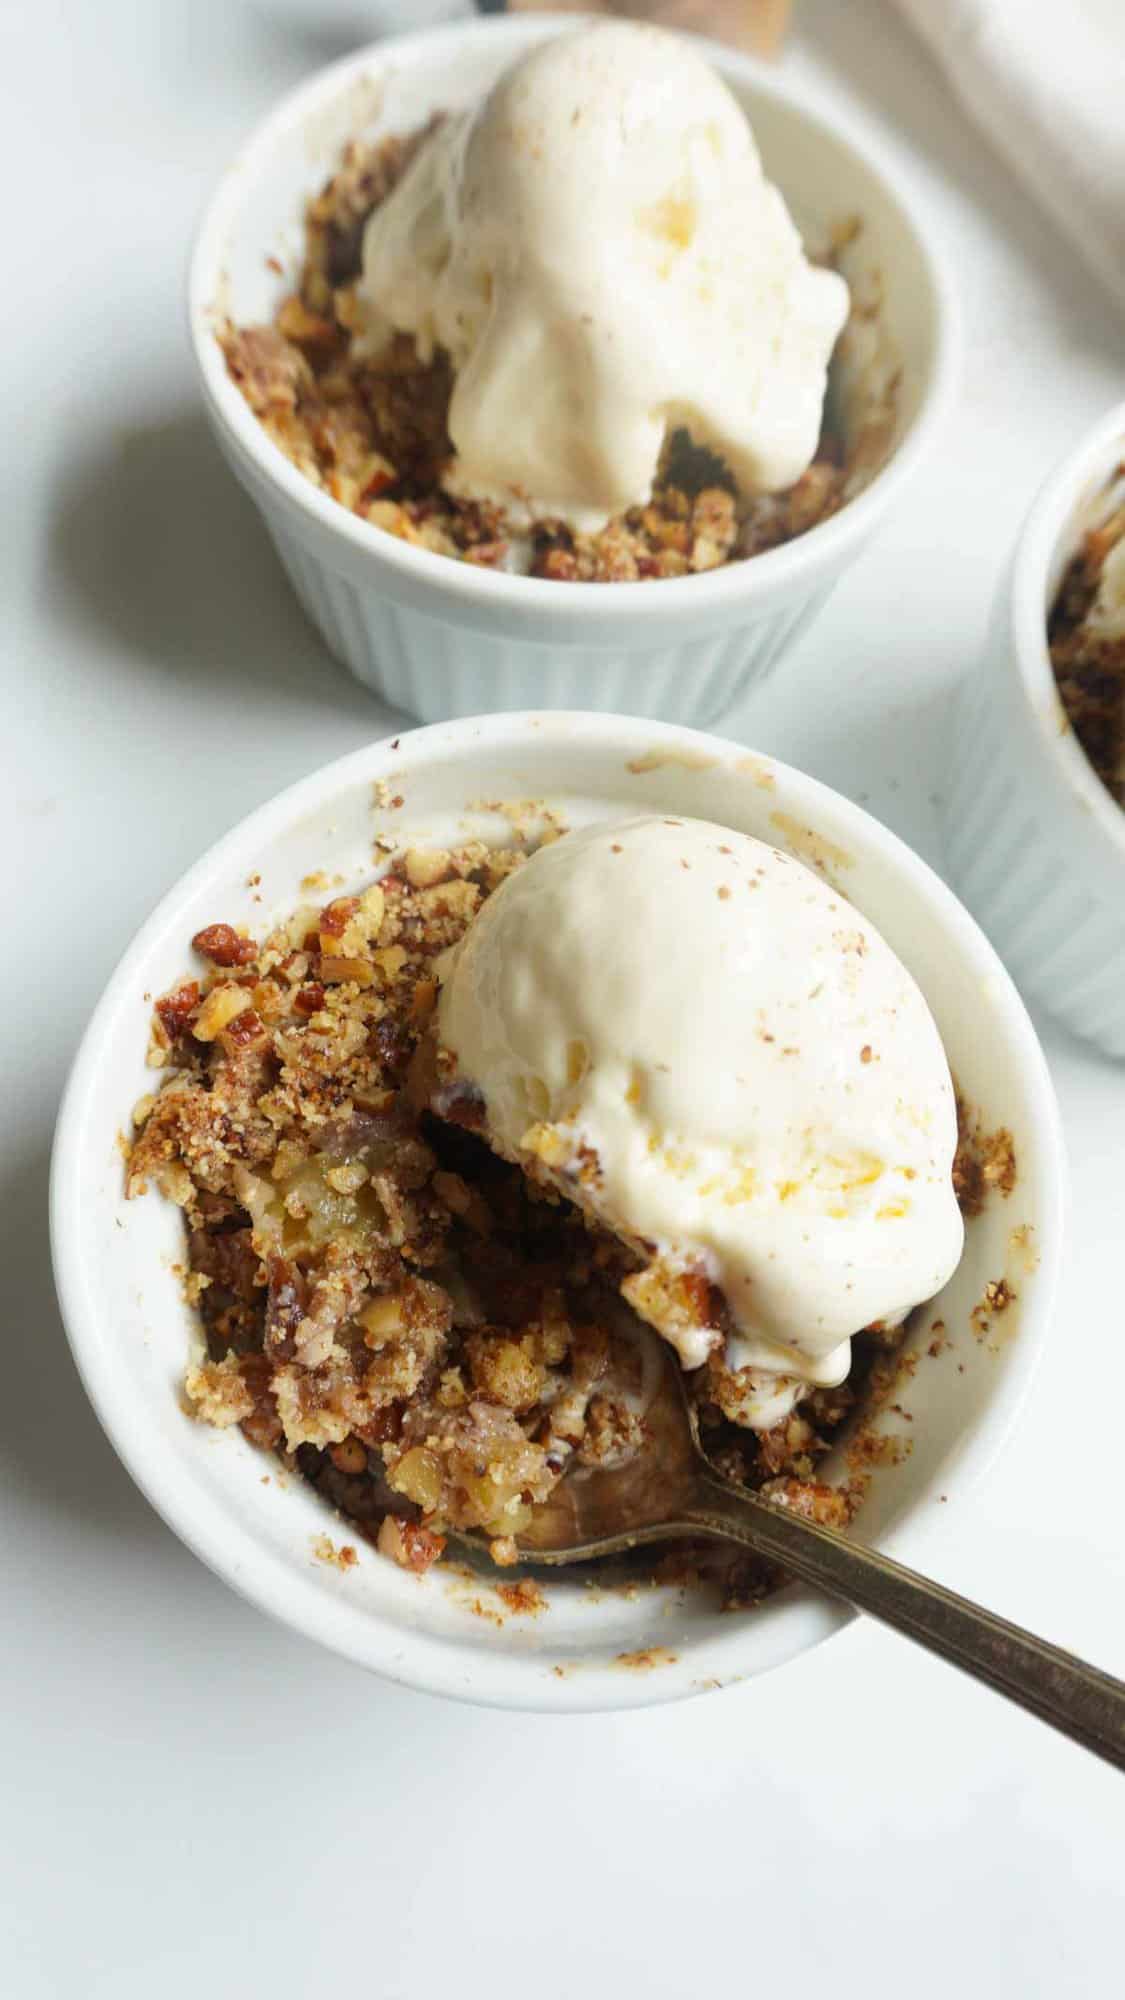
[128,835,992,1600]
[220,127,859,584]
[1049,472,1125,806]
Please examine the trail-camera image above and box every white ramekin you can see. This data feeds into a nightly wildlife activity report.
[188,14,958,726]
[943,403,1125,1059]
[51,713,1062,1712]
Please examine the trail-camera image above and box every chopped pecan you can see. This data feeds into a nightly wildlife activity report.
[318,896,359,942]
[191,923,257,968]
[220,1007,266,1050]
[293,982,327,1016]
[155,980,201,1041]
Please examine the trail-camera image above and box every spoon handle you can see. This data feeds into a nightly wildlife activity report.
[684,1476,1125,1770]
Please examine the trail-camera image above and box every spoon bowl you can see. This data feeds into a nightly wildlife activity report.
[460,1340,1125,1769]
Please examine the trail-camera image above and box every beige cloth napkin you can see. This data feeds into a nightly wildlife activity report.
[890,0,1125,318]
[507,2,792,58]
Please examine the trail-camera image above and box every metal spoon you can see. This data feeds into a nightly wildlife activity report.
[473,1346,1125,1768]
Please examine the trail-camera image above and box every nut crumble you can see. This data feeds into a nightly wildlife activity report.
[128,836,989,1601]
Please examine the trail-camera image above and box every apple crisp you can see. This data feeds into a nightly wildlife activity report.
[220,126,858,583]
[128,837,997,1599]
[123,838,896,1589]
[1049,472,1125,808]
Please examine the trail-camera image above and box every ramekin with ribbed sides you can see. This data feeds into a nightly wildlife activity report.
[944,403,1125,1059]
[188,13,958,726]
[51,713,1062,1712]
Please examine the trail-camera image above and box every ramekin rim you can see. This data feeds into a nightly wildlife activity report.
[187,11,961,626]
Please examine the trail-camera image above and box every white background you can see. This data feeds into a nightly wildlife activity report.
[3,2,1123,1993]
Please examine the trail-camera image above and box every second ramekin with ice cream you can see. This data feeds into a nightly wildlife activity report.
[189,12,957,724]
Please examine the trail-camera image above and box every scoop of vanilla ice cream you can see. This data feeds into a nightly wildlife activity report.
[359,22,849,529]
[436,815,963,1427]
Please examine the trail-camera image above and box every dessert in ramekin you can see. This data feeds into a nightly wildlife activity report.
[121,809,973,1598]
[943,403,1125,1059]
[52,715,1062,1710]
[189,15,957,725]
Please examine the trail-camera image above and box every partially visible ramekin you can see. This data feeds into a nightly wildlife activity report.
[51,712,1062,1711]
[188,13,958,726]
[943,402,1125,1059]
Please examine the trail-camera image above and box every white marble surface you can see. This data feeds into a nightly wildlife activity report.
[3,2,1123,1993]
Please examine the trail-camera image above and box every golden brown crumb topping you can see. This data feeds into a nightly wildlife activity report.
[130,837,986,1599]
